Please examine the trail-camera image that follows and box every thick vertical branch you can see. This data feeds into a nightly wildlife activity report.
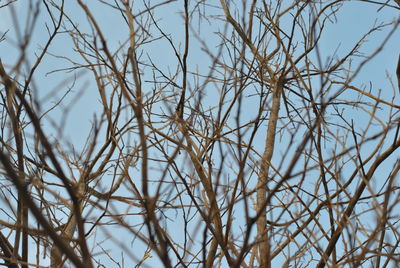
[176,0,189,119]
[4,76,27,267]
[257,79,283,268]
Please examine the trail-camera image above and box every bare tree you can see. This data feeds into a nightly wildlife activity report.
[1,0,400,267]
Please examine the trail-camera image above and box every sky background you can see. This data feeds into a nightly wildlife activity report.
[1,1,400,267]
